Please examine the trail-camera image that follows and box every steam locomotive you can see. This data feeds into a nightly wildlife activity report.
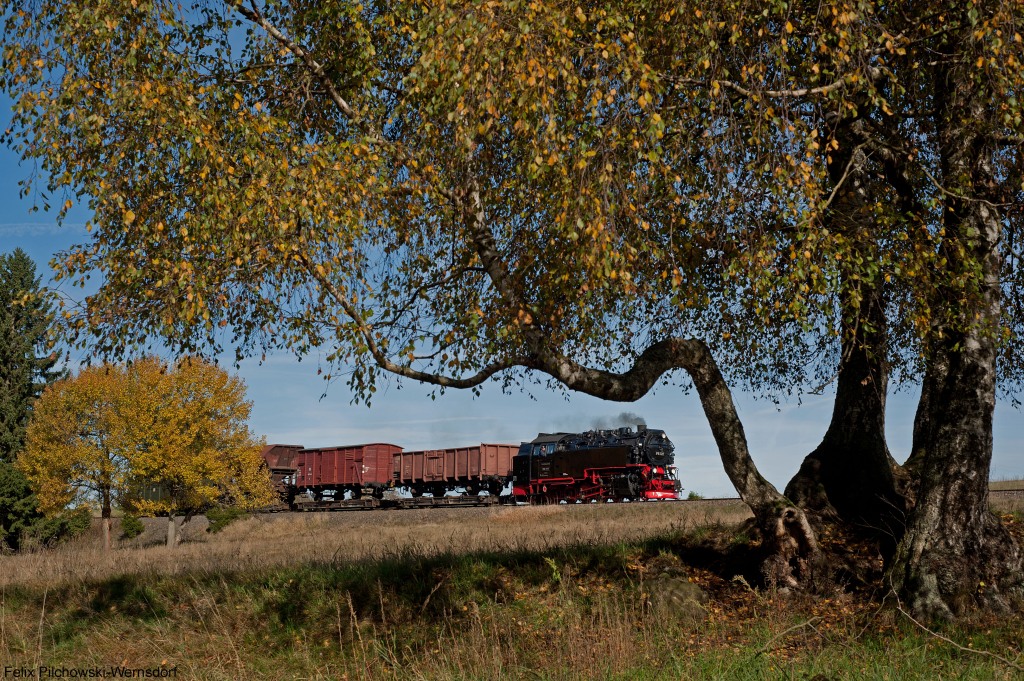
[511,426,679,503]
[261,425,680,509]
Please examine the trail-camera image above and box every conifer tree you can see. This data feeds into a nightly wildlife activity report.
[0,249,63,549]
[0,249,60,461]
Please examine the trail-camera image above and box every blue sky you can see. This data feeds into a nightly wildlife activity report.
[2,96,1020,497]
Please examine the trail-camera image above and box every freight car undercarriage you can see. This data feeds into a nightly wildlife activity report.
[262,493,681,514]
[288,494,504,511]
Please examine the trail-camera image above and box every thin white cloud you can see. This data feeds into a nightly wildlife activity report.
[0,221,87,238]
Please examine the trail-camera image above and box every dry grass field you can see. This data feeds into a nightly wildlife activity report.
[990,478,1024,491]
[0,498,1021,680]
[0,499,752,589]
[4,485,1018,590]
[992,479,1024,515]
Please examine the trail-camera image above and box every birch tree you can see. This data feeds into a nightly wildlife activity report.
[4,0,1022,614]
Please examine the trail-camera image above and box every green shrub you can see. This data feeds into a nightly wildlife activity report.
[30,507,92,547]
[687,490,704,500]
[0,461,42,551]
[1,460,92,551]
[206,505,247,534]
[120,514,145,539]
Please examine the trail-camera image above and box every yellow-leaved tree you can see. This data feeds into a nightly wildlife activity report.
[20,357,274,549]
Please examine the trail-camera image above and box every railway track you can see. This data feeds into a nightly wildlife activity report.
[262,494,507,512]
[261,488,1024,514]
[266,494,733,513]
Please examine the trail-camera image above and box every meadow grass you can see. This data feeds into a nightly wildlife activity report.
[0,500,1020,680]
[989,478,1024,491]
[0,500,751,588]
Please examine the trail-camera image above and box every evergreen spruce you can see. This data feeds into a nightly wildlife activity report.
[0,249,63,549]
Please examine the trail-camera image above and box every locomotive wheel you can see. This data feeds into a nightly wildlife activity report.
[627,472,642,498]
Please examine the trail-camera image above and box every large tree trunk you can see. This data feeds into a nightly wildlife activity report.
[888,37,1023,617]
[786,111,906,558]
[682,343,822,590]
[890,321,1021,617]
[889,198,1022,616]
[101,504,111,551]
[786,278,905,557]
[901,353,948,498]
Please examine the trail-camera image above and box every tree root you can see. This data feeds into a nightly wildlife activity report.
[758,505,823,591]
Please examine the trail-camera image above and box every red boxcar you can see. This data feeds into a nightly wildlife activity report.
[294,443,403,499]
[261,443,303,471]
[393,444,517,496]
[260,444,304,499]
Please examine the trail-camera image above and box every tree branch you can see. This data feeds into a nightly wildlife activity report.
[297,251,528,389]
[894,590,1024,672]
[375,265,486,329]
[234,1,355,119]
[919,163,1010,210]
[229,1,459,206]
[669,75,849,99]
[993,133,1024,145]
[459,162,787,510]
